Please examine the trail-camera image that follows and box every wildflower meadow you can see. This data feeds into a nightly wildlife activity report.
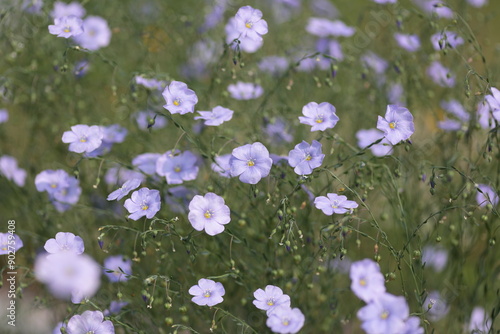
[1,0,500,333]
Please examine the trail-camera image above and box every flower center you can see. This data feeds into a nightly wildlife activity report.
[1,246,7,251]
[204,210,213,219]
[245,22,253,29]
[85,331,95,334]
[173,98,181,106]
[380,311,389,320]
[389,122,396,129]
[63,27,71,33]
[50,183,57,188]
[267,298,275,306]
[305,154,312,161]
[247,159,255,167]
[331,201,339,209]
[79,136,87,143]
[282,318,290,326]
[141,204,149,211]
[203,290,212,298]
[174,166,181,172]
[359,278,366,286]
[315,115,324,123]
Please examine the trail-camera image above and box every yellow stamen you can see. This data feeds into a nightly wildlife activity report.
[245,22,252,29]
[173,99,180,106]
[389,122,396,129]
[1,247,7,251]
[63,28,70,33]
[305,154,312,161]
[50,184,57,188]
[141,205,149,211]
[247,160,255,167]
[315,118,323,123]
[282,319,289,326]
[360,279,366,286]
[380,311,389,319]
[204,291,211,298]
[174,166,181,172]
[204,211,212,219]
[267,299,274,306]
[80,137,87,143]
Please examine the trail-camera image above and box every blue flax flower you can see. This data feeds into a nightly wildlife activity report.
[0,233,23,254]
[156,150,199,184]
[107,178,142,201]
[44,232,84,256]
[162,81,198,115]
[376,105,414,145]
[62,124,104,153]
[48,15,84,38]
[299,102,339,132]
[314,193,358,215]
[288,140,325,175]
[194,106,234,126]
[234,6,268,42]
[230,142,272,184]
[266,306,305,334]
[253,285,291,315]
[67,310,115,334]
[357,293,409,334]
[189,278,225,306]
[349,259,386,302]
[188,192,231,236]
[124,188,161,220]
[103,255,133,282]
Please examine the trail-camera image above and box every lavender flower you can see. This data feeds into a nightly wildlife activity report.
[0,155,27,187]
[288,140,325,175]
[51,1,85,19]
[229,142,273,184]
[349,259,386,302]
[421,245,448,272]
[133,110,168,130]
[485,87,500,120]
[189,278,225,306]
[67,310,115,334]
[253,285,291,315]
[0,109,8,123]
[310,0,339,18]
[156,150,199,184]
[355,129,393,157]
[35,253,101,301]
[394,33,421,52]
[48,15,84,38]
[357,293,409,334]
[211,154,232,178]
[234,6,268,42]
[476,184,499,207]
[188,192,231,236]
[124,188,161,220]
[0,233,23,254]
[426,61,455,87]
[53,322,66,334]
[227,82,264,100]
[104,301,129,316]
[22,0,44,14]
[135,76,167,90]
[62,124,104,153]
[194,106,234,126]
[264,118,293,144]
[107,178,142,201]
[165,186,197,214]
[403,316,424,334]
[35,169,82,212]
[162,80,198,114]
[468,307,491,332]
[314,193,359,215]
[299,102,339,131]
[376,105,415,145]
[73,16,112,50]
[226,17,263,53]
[414,0,454,18]
[132,153,161,175]
[259,56,289,76]
[424,291,449,321]
[266,306,305,334]
[103,255,133,282]
[361,51,389,74]
[467,0,488,7]
[44,232,84,256]
[373,0,397,3]
[306,18,355,37]
[104,166,145,186]
[431,31,464,50]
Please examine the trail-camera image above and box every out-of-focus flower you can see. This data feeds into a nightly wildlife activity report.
[165,186,197,214]
[288,140,325,175]
[22,0,44,14]
[133,110,168,130]
[156,150,199,184]
[104,166,145,186]
[413,0,454,18]
[394,33,421,52]
[132,153,161,175]
[259,56,289,76]
[0,109,8,123]
[467,0,488,7]
[476,184,499,207]
[188,192,231,236]
[225,17,263,53]
[485,87,500,121]
[107,178,142,201]
[44,232,84,256]
[73,59,90,78]
[421,245,448,272]
[73,16,112,50]
[0,233,23,254]
[402,316,424,334]
[229,142,273,184]
[430,31,464,50]
[189,278,225,306]
[211,154,232,178]
[306,18,355,37]
[376,105,415,145]
[314,193,359,215]
[349,259,386,302]
[357,293,409,334]
[67,310,115,334]
[162,81,198,115]
[135,76,167,91]
[123,188,161,220]
[62,124,104,153]
[103,255,133,282]
[373,0,397,3]
[266,306,305,334]
[51,1,85,19]
[356,129,393,157]
[264,118,293,144]
[361,51,389,74]
[253,285,291,315]
[426,61,455,87]
[48,15,84,38]
[35,169,82,212]
[299,102,339,131]
[0,155,27,187]
[227,82,264,100]
[468,307,491,332]
[104,301,129,316]
[195,106,234,126]
[424,291,449,321]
